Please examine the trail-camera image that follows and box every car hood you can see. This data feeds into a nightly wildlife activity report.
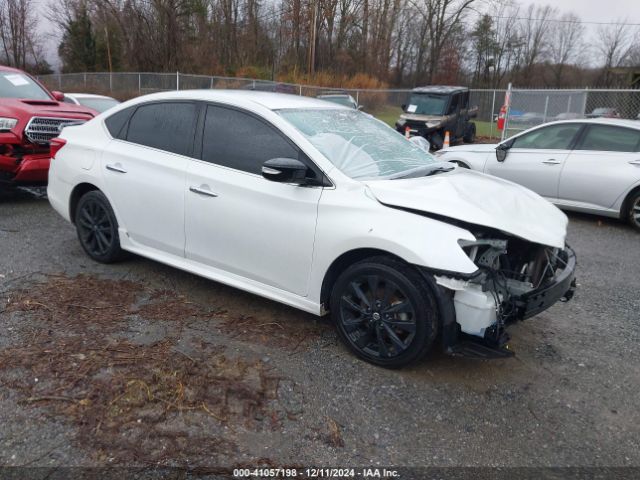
[364,168,568,248]
[0,98,95,119]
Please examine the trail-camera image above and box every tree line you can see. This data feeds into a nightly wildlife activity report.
[1,0,639,88]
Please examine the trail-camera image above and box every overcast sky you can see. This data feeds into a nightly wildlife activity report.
[36,0,640,72]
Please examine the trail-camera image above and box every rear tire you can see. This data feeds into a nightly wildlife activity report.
[329,256,439,368]
[626,190,640,232]
[463,122,476,143]
[75,190,126,263]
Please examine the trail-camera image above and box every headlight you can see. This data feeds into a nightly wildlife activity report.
[0,117,18,131]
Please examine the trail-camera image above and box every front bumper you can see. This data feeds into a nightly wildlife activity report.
[0,152,50,185]
[442,246,577,359]
[512,245,577,322]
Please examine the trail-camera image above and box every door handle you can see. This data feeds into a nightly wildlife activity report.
[189,185,218,197]
[106,163,127,173]
[542,159,562,165]
[629,160,640,166]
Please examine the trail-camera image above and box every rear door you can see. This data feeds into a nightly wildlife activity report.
[484,123,583,200]
[184,104,323,296]
[101,101,198,256]
[559,124,640,210]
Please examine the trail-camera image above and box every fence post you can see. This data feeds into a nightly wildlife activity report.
[109,72,113,93]
[582,87,589,117]
[176,71,179,90]
[210,76,214,89]
[84,72,87,89]
[501,83,512,142]
[58,73,62,90]
[356,90,359,106]
[490,89,496,139]
[299,85,302,96]
[138,73,141,95]
[543,95,549,122]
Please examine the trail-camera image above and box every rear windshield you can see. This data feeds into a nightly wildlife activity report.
[0,72,51,100]
[405,94,447,115]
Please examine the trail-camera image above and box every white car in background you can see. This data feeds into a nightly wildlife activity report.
[47,90,576,367]
[63,93,120,113]
[437,119,640,231]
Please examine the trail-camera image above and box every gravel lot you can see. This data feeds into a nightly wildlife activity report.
[1,188,639,474]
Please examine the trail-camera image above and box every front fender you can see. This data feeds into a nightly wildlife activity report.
[308,186,477,305]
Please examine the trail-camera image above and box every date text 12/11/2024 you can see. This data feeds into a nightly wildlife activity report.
[233,468,401,478]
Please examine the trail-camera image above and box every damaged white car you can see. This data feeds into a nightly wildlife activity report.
[48,91,576,367]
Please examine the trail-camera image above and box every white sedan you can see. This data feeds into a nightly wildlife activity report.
[48,90,576,367]
[436,119,640,231]
[63,93,120,113]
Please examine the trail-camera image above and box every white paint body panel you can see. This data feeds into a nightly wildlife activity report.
[438,119,640,218]
[48,90,570,337]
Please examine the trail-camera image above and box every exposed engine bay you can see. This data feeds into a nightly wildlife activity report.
[436,232,576,350]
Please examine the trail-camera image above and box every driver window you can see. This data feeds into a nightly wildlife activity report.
[448,94,459,114]
[511,124,582,150]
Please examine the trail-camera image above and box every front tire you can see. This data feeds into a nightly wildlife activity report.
[329,256,439,368]
[75,190,126,263]
[627,191,640,232]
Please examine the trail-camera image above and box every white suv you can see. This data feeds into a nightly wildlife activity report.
[48,90,576,367]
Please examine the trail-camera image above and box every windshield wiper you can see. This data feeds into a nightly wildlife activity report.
[388,162,455,180]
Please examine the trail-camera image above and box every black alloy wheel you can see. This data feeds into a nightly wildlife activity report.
[330,256,440,367]
[75,190,125,263]
[628,191,640,232]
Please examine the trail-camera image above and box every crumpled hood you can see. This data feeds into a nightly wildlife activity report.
[364,168,568,248]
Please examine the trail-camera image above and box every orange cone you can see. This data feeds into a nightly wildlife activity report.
[405,126,410,138]
[443,131,450,148]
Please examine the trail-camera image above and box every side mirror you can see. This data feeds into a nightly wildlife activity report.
[51,90,65,102]
[496,142,512,162]
[357,105,364,111]
[262,157,308,184]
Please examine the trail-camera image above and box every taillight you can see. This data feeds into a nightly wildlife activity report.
[50,138,67,159]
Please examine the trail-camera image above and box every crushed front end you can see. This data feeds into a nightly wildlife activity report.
[435,235,577,358]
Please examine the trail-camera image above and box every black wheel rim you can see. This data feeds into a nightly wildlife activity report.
[339,274,417,359]
[77,199,114,257]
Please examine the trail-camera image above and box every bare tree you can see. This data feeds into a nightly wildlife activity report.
[547,12,583,86]
[0,0,41,69]
[596,21,637,86]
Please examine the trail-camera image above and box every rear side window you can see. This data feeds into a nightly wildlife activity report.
[201,105,298,174]
[577,125,640,153]
[126,102,197,156]
[104,107,134,139]
[512,124,582,150]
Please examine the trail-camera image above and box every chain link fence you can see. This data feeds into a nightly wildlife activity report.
[38,72,640,141]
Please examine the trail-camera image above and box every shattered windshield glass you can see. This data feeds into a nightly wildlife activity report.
[278,108,437,180]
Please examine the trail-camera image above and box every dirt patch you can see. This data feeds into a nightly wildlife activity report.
[0,274,310,466]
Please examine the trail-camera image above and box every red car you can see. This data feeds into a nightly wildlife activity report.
[0,65,95,188]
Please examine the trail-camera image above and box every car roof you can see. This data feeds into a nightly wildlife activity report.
[66,93,117,100]
[120,89,348,111]
[543,118,640,130]
[412,86,468,94]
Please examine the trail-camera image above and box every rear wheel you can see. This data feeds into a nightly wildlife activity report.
[75,190,126,263]
[627,191,640,232]
[463,122,476,143]
[329,256,439,368]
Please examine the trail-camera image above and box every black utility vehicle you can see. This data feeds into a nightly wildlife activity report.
[395,86,477,149]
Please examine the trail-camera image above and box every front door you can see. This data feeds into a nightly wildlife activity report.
[185,104,323,296]
[484,123,583,200]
